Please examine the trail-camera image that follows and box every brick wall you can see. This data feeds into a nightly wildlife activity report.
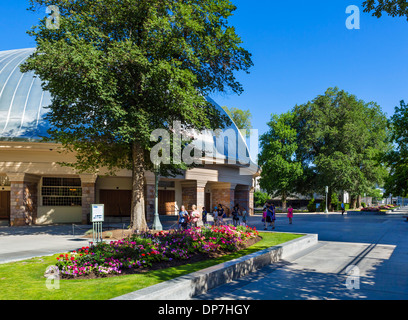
[10,180,38,226]
[182,186,197,211]
[211,188,234,216]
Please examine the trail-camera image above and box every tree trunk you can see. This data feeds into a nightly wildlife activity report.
[130,141,148,232]
[350,196,357,209]
[357,195,362,208]
[328,189,333,212]
[281,191,287,213]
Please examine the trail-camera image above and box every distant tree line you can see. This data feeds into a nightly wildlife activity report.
[258,87,391,210]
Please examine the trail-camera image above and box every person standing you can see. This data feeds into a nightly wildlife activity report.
[178,205,189,230]
[267,203,276,230]
[232,204,240,227]
[217,204,225,225]
[212,206,219,226]
[287,205,294,224]
[341,202,345,215]
[202,207,208,225]
[240,205,248,227]
[262,202,269,230]
[190,204,201,228]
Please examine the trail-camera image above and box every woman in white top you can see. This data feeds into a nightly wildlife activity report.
[190,204,201,228]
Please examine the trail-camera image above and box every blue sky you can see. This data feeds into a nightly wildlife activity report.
[1,0,408,138]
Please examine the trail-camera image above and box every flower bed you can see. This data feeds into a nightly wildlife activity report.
[56,225,260,279]
[361,207,381,212]
[361,204,396,212]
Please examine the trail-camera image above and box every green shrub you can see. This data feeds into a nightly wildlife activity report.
[254,191,270,207]
[307,198,316,212]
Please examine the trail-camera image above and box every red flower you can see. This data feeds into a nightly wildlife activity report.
[141,254,145,257]
[71,257,75,261]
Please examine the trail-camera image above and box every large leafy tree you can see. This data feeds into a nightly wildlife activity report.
[258,112,303,211]
[383,101,408,197]
[21,0,253,230]
[293,88,389,209]
[362,0,408,200]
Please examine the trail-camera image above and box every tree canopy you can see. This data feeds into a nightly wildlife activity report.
[21,0,253,230]
[293,88,390,208]
[292,88,390,208]
[222,106,252,133]
[363,0,408,20]
[383,101,408,197]
[258,111,303,209]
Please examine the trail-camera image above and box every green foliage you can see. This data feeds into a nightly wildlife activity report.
[293,87,390,201]
[21,0,253,230]
[258,112,303,204]
[0,232,302,300]
[362,0,408,20]
[383,101,408,197]
[254,191,270,207]
[222,106,252,137]
[368,188,384,200]
[331,193,339,210]
[307,198,316,212]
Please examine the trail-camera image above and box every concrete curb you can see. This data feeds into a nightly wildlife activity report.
[112,233,318,300]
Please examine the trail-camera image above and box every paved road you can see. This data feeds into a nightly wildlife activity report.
[1,211,408,300]
[0,218,185,264]
[194,211,408,300]
[0,224,92,264]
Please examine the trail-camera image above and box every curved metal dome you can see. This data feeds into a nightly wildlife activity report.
[0,48,51,140]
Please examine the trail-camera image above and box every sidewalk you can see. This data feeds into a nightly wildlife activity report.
[195,212,408,300]
[0,224,91,264]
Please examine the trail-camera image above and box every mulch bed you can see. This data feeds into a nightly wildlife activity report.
[63,229,262,280]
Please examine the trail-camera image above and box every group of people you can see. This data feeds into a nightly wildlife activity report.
[178,205,202,230]
[178,203,248,230]
[262,202,294,230]
[178,202,296,231]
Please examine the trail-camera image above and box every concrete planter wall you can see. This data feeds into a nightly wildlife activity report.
[112,233,318,300]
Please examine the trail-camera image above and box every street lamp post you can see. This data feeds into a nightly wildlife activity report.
[325,186,329,214]
[152,164,163,231]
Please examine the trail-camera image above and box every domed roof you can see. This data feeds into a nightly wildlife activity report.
[0,48,51,140]
[0,48,256,172]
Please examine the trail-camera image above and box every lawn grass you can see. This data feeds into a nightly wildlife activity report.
[0,232,303,300]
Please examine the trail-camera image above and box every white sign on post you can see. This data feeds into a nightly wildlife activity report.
[91,204,104,222]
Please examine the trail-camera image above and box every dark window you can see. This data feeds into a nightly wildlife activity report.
[41,177,82,206]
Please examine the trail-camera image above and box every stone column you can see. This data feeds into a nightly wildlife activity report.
[8,173,40,226]
[79,174,97,224]
[249,187,255,216]
[196,180,207,210]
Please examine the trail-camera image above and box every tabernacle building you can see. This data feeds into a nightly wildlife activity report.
[0,48,258,226]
